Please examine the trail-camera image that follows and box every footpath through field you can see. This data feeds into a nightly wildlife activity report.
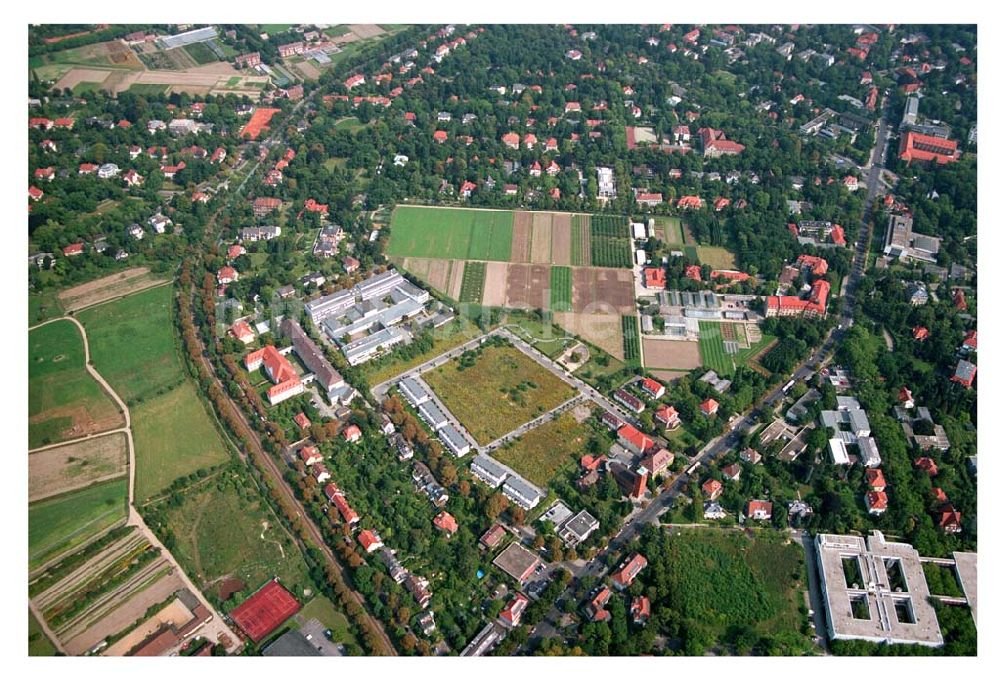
[28,316,243,654]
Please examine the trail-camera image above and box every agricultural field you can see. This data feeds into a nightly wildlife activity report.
[696,246,738,269]
[655,216,685,245]
[77,284,185,405]
[422,343,576,444]
[130,381,231,503]
[570,214,592,266]
[698,322,776,377]
[550,266,573,312]
[28,610,57,656]
[553,311,625,361]
[29,478,128,571]
[622,315,641,367]
[29,320,124,449]
[57,267,167,313]
[493,405,594,487]
[150,468,313,606]
[29,433,128,503]
[182,41,219,65]
[590,214,633,269]
[127,82,170,96]
[645,528,812,654]
[642,338,702,371]
[387,206,513,261]
[459,261,487,304]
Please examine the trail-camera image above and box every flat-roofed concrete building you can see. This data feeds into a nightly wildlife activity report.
[858,437,882,467]
[814,531,943,648]
[342,325,408,365]
[417,399,449,431]
[399,376,430,406]
[439,423,472,457]
[493,543,542,585]
[558,510,600,547]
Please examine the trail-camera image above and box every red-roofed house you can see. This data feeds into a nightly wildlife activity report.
[228,244,246,260]
[229,320,255,345]
[899,387,915,409]
[123,169,144,186]
[28,186,44,202]
[746,500,772,520]
[962,330,977,352]
[700,398,719,417]
[914,457,939,477]
[358,529,383,553]
[344,74,366,90]
[699,128,744,157]
[332,493,360,526]
[303,198,328,215]
[722,463,741,482]
[34,167,55,182]
[642,448,674,478]
[62,242,84,257]
[342,424,362,443]
[245,345,303,405]
[931,487,949,504]
[498,593,529,628]
[830,224,847,246]
[865,490,889,515]
[610,553,647,590]
[433,130,448,143]
[655,405,681,430]
[797,254,829,277]
[951,360,977,388]
[217,266,239,284]
[912,326,930,341]
[617,424,655,455]
[714,197,731,211]
[939,506,962,534]
[460,180,476,198]
[631,596,651,625]
[952,288,967,311]
[433,511,459,537]
[677,195,703,209]
[643,267,666,289]
[685,264,702,281]
[502,132,520,149]
[636,192,663,207]
[293,412,311,430]
[702,478,723,501]
[79,163,99,175]
[866,468,887,491]
[899,131,959,165]
[640,377,665,399]
[299,446,322,467]
[710,270,751,283]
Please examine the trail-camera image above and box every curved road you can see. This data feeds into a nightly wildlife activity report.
[29,317,243,654]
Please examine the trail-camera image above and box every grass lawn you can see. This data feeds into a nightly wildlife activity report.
[387,206,514,261]
[550,266,573,312]
[493,409,593,487]
[422,343,576,444]
[164,470,312,601]
[29,478,128,570]
[293,596,359,649]
[653,528,810,652]
[29,289,63,326]
[77,284,186,405]
[696,246,737,269]
[333,116,367,133]
[698,322,733,375]
[459,261,487,303]
[131,381,231,503]
[29,319,123,448]
[260,24,294,34]
[128,83,169,96]
[29,609,58,656]
[225,76,241,87]
[506,316,575,359]
[659,217,684,245]
[735,335,778,369]
[71,81,103,95]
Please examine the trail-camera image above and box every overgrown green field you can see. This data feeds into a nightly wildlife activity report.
[387,206,513,261]
[570,214,589,266]
[29,479,128,571]
[422,343,576,444]
[550,266,573,311]
[29,319,123,448]
[493,409,593,487]
[182,41,218,65]
[697,246,738,269]
[29,290,63,326]
[459,261,486,303]
[131,381,231,503]
[77,284,185,405]
[28,610,57,656]
[128,83,170,96]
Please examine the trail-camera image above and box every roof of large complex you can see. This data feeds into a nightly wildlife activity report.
[493,543,541,583]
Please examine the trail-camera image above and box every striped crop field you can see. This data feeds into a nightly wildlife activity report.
[550,266,573,312]
[459,261,487,303]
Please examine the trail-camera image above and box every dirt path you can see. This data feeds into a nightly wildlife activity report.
[28,316,243,654]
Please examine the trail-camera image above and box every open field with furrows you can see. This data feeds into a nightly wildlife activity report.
[550,266,573,312]
[57,267,167,313]
[550,213,573,265]
[30,434,128,502]
[571,214,592,266]
[29,320,124,449]
[482,261,509,306]
[642,337,702,371]
[447,259,466,301]
[29,478,128,571]
[696,246,738,269]
[651,529,811,652]
[32,40,145,74]
[460,261,487,304]
[388,206,514,261]
[505,263,552,309]
[571,267,635,314]
[131,382,231,503]
[511,212,533,263]
[553,311,625,360]
[159,471,312,603]
[422,344,577,444]
[77,284,185,405]
[493,405,593,487]
[529,213,553,263]
[589,214,631,268]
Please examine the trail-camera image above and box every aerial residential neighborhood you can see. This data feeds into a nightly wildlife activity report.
[26,18,976,664]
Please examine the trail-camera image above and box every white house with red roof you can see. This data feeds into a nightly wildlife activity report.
[700,398,719,417]
[433,511,459,537]
[344,74,366,90]
[229,320,255,345]
[640,377,665,399]
[636,192,662,207]
[702,478,723,501]
[529,161,543,177]
[342,424,362,443]
[217,266,239,284]
[62,242,84,257]
[746,500,773,520]
[617,424,654,455]
[865,491,888,515]
[34,167,55,182]
[28,186,44,202]
[655,405,681,429]
[123,169,144,186]
[79,163,99,175]
[299,445,322,466]
[358,529,383,553]
[498,593,529,628]
[610,553,647,590]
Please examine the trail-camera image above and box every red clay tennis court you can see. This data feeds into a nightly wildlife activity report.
[240,107,281,140]
[230,579,301,643]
